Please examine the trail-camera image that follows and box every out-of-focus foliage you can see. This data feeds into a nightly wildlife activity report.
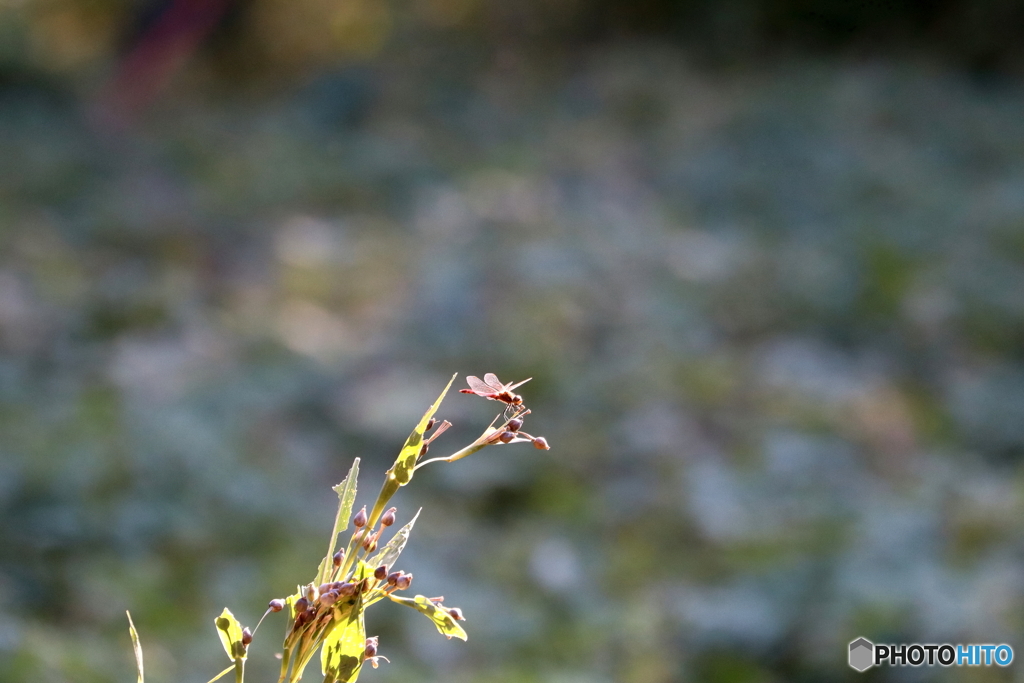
[2,1,1024,682]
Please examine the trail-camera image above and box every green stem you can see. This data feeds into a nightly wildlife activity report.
[233,658,244,683]
[415,441,488,469]
[278,646,292,683]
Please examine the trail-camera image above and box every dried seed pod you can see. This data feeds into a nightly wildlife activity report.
[268,599,285,612]
[447,607,465,621]
[380,507,397,527]
[395,573,412,590]
[499,430,516,443]
[386,572,400,586]
[374,565,388,581]
[333,550,344,567]
[507,418,523,432]
[532,436,550,450]
[353,506,368,528]
[241,627,253,646]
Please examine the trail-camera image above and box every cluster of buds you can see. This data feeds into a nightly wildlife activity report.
[348,505,399,555]
[384,569,413,591]
[485,411,550,450]
[254,502,433,681]
[268,505,425,635]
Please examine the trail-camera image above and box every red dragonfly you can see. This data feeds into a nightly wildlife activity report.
[460,373,532,408]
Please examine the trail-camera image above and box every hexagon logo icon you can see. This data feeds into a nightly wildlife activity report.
[849,637,874,672]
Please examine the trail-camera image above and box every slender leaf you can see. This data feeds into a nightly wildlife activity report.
[368,509,420,571]
[318,458,360,584]
[369,375,456,527]
[388,595,467,641]
[126,611,144,683]
[214,607,247,660]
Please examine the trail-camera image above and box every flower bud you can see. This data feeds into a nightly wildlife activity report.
[499,430,516,443]
[362,535,376,552]
[353,506,368,528]
[419,443,428,457]
[333,550,344,567]
[381,507,397,527]
[507,418,523,432]
[395,573,412,590]
[320,591,339,607]
[360,578,371,593]
[364,636,379,658]
[241,627,253,646]
[532,436,550,450]
[338,582,357,596]
[426,418,436,431]
[386,572,400,586]
[305,584,318,602]
[318,583,333,596]
[294,597,309,613]
[447,607,465,621]
[268,599,285,612]
[374,565,389,581]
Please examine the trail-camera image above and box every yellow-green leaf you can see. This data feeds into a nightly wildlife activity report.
[318,458,360,584]
[126,611,144,683]
[321,594,366,682]
[388,594,467,641]
[214,607,247,661]
[377,374,456,504]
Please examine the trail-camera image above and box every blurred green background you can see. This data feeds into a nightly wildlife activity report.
[2,1,1024,681]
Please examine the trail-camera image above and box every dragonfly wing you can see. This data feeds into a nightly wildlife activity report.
[465,375,495,394]
[482,373,504,390]
[505,377,533,391]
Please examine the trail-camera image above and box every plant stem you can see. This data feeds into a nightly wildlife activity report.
[415,441,489,469]
[278,646,292,683]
